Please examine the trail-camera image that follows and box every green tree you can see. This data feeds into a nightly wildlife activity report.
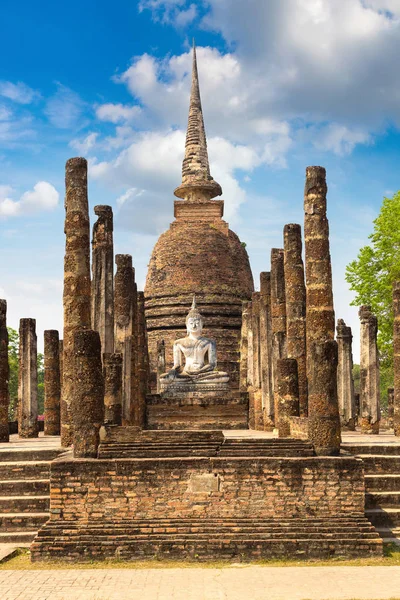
[345,191,400,397]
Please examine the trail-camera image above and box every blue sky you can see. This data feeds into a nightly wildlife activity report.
[1,0,400,358]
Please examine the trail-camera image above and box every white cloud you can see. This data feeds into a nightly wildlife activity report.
[138,1,400,135]
[0,106,12,121]
[96,103,142,124]
[363,0,400,16]
[138,0,197,25]
[0,182,59,218]
[175,3,197,26]
[69,132,98,154]
[0,81,38,104]
[90,128,262,232]
[45,83,86,129]
[311,123,372,156]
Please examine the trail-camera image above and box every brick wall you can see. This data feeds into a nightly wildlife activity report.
[49,455,365,523]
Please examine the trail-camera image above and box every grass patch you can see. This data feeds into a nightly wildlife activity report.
[1,544,400,570]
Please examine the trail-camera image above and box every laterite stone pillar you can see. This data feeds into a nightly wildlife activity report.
[277,358,299,438]
[359,305,380,434]
[0,300,9,442]
[72,330,104,458]
[44,330,61,436]
[62,157,91,447]
[18,318,38,438]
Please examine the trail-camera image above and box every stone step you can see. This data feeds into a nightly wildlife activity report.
[31,517,382,562]
[0,479,49,496]
[0,495,50,513]
[365,474,400,491]
[0,449,63,462]
[358,456,400,474]
[101,427,225,444]
[98,448,315,458]
[0,531,37,544]
[365,508,400,528]
[366,491,400,508]
[32,538,382,562]
[376,527,400,540]
[342,445,400,456]
[0,512,48,531]
[0,461,51,480]
[98,437,314,459]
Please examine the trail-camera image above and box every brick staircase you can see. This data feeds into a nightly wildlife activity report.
[342,443,400,545]
[0,447,63,546]
[31,516,381,562]
[98,429,315,458]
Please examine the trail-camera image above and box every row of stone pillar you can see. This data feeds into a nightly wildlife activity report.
[0,156,150,447]
[241,167,341,453]
[0,307,63,442]
[61,157,150,453]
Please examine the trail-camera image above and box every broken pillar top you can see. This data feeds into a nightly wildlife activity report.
[115,254,132,270]
[304,166,327,215]
[336,319,352,339]
[359,305,377,327]
[260,272,271,296]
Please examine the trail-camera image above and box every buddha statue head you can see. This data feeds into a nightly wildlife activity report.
[185,296,203,337]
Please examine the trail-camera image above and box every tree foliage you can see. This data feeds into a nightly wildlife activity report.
[345,191,400,398]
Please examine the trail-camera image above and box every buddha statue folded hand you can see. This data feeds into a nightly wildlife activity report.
[160,297,229,388]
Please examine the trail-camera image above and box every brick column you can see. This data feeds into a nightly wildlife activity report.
[72,330,104,458]
[44,330,61,436]
[260,273,274,430]
[103,353,123,426]
[277,358,299,438]
[271,248,287,422]
[304,166,335,351]
[283,224,308,416]
[0,300,9,442]
[62,157,91,447]
[136,292,149,428]
[18,318,38,438]
[304,166,340,455]
[130,269,138,424]
[239,301,251,392]
[59,340,63,393]
[359,305,380,434]
[388,387,394,430]
[251,292,263,429]
[308,340,341,455]
[393,281,400,436]
[91,205,114,356]
[114,254,134,425]
[336,319,356,430]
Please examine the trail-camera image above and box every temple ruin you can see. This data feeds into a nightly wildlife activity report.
[4,44,400,563]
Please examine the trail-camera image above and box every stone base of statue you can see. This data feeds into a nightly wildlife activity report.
[146,389,248,430]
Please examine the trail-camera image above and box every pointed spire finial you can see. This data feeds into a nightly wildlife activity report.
[174,44,222,201]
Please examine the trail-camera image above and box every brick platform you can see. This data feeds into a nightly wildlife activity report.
[30,433,382,561]
[146,391,248,430]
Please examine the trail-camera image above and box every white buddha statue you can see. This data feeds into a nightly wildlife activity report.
[160,297,229,387]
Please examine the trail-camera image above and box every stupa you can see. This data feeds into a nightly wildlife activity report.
[144,44,254,394]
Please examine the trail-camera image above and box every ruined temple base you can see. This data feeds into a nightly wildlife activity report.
[146,390,248,429]
[30,432,382,562]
